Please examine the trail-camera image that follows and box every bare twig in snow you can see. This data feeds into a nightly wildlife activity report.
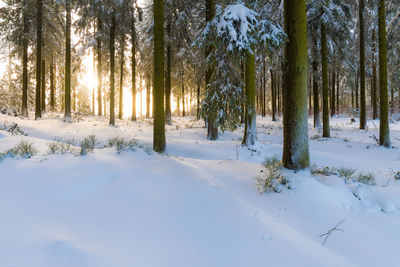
[320,219,345,246]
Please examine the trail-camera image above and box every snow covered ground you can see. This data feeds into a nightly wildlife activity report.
[0,112,399,267]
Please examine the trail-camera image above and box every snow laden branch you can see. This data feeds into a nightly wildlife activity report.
[196,1,286,54]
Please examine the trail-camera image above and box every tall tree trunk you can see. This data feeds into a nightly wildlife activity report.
[21,1,29,117]
[97,15,103,116]
[50,61,55,110]
[262,57,266,117]
[153,0,166,152]
[35,0,42,120]
[313,59,320,128]
[271,69,276,121]
[118,38,125,120]
[356,67,359,110]
[242,50,256,146]
[282,0,310,170]
[131,15,137,121]
[92,51,95,114]
[391,86,394,115]
[109,11,116,126]
[321,23,330,137]
[146,74,150,119]
[359,0,366,129]
[181,68,185,117]
[64,0,71,121]
[206,0,218,140]
[197,83,200,118]
[41,60,46,112]
[331,70,335,117]
[336,70,339,114]
[165,23,172,124]
[378,0,390,147]
[372,29,378,120]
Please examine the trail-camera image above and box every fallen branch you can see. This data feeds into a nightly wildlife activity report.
[320,219,345,246]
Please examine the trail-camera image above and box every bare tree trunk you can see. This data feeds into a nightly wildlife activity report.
[64,0,72,121]
[35,0,42,120]
[109,11,116,126]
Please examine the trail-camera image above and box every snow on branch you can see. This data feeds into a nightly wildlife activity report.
[196,1,286,53]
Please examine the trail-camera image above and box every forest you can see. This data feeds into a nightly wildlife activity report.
[0,0,399,266]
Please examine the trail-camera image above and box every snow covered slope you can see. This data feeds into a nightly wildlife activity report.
[0,113,399,267]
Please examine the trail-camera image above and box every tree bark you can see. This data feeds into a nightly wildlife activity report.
[109,11,116,126]
[242,50,256,146]
[206,0,218,140]
[372,29,378,120]
[359,0,367,129]
[41,60,46,112]
[118,38,125,120]
[50,61,55,110]
[282,0,310,170]
[131,14,137,121]
[378,0,390,147]
[97,15,103,116]
[313,59,320,128]
[35,0,43,120]
[321,23,330,137]
[165,22,172,124]
[331,70,335,117]
[64,0,71,121]
[153,0,166,152]
[21,1,29,117]
[271,69,276,121]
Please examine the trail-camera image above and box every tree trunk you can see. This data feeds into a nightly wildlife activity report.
[336,70,339,114]
[378,0,390,147]
[153,0,166,152]
[356,66,359,110]
[64,0,71,121]
[118,38,125,120]
[41,60,46,112]
[21,1,29,117]
[50,61,55,110]
[109,11,116,126]
[197,83,200,118]
[271,69,276,121]
[165,23,172,125]
[282,0,310,170]
[206,0,218,140]
[92,51,95,114]
[181,68,185,117]
[242,50,256,146]
[321,23,330,137]
[131,15,137,121]
[35,0,42,120]
[146,74,150,119]
[331,70,335,117]
[372,29,378,120]
[313,59,320,128]
[359,0,367,129]
[262,57,266,117]
[97,15,103,116]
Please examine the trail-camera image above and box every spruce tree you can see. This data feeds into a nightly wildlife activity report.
[378,0,390,147]
[153,0,166,152]
[282,0,310,170]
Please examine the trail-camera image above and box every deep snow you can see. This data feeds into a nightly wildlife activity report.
[0,112,399,267]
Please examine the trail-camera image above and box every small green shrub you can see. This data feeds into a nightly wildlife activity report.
[0,141,37,160]
[311,164,337,176]
[337,167,356,179]
[107,137,137,153]
[80,135,96,155]
[395,172,400,180]
[356,172,376,185]
[48,138,76,154]
[257,156,289,194]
